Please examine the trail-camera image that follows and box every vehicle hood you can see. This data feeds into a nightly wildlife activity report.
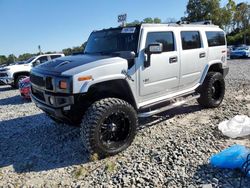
[0,64,30,71]
[34,54,127,75]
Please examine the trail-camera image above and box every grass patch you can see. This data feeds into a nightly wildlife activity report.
[105,161,116,173]
[73,166,88,179]
[90,153,99,162]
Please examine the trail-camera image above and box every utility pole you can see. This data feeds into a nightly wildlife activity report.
[38,45,42,54]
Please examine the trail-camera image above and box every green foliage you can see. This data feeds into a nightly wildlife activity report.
[63,42,87,56]
[185,0,222,26]
[0,56,7,65]
[73,166,88,179]
[126,20,140,26]
[184,0,250,44]
[153,17,162,23]
[126,17,162,26]
[143,17,154,23]
[0,42,87,65]
[6,54,17,64]
[233,3,250,30]
[18,53,34,61]
[227,26,250,45]
[105,161,116,173]
[1,7,249,65]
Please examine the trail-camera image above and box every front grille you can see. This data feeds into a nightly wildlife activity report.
[30,74,45,87]
[32,87,45,102]
[0,73,7,77]
[45,76,53,90]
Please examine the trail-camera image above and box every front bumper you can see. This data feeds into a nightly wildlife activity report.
[31,85,74,122]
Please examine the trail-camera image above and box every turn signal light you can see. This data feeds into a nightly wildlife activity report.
[59,80,68,89]
[78,75,93,81]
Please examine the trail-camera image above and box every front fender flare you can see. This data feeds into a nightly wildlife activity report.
[79,74,127,93]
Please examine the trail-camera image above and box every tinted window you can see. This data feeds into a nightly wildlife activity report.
[85,27,140,54]
[50,55,61,59]
[206,31,225,47]
[37,56,48,64]
[24,57,35,64]
[146,32,175,52]
[181,31,201,50]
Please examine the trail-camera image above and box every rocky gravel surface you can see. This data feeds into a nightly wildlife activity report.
[0,59,250,187]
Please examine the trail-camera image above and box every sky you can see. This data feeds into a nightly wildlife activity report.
[0,0,244,56]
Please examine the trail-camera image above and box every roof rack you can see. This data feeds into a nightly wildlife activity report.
[176,20,213,25]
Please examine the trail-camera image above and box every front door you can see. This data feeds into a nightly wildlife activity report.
[139,30,180,97]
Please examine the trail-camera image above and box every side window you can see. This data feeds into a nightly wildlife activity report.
[181,31,201,50]
[206,31,225,47]
[50,55,61,60]
[37,56,48,64]
[145,32,175,52]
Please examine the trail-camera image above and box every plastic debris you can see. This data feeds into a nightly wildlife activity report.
[210,145,250,177]
[218,115,250,138]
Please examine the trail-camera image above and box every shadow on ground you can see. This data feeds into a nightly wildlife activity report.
[192,164,250,187]
[0,95,31,105]
[0,89,203,174]
[138,104,202,130]
[0,113,89,173]
[0,85,13,92]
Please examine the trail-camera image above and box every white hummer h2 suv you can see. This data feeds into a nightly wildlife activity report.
[30,22,229,158]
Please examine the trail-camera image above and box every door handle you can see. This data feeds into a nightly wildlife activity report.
[169,56,178,63]
[199,52,206,58]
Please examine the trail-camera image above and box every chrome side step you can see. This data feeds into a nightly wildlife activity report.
[138,94,200,118]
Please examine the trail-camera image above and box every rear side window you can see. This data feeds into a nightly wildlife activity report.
[37,56,48,64]
[50,55,61,59]
[206,31,226,47]
[146,32,175,52]
[181,31,201,50]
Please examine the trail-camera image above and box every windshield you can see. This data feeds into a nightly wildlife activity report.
[84,27,140,54]
[24,57,35,64]
[15,61,25,65]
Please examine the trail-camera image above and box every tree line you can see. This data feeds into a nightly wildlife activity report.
[183,0,249,45]
[0,0,249,65]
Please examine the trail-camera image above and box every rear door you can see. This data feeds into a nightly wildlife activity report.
[139,29,180,97]
[206,31,227,63]
[179,30,207,90]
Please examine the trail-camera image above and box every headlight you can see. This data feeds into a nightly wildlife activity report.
[56,77,72,93]
[59,80,68,89]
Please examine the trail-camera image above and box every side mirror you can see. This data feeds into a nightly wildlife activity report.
[144,43,163,68]
[32,60,41,67]
[147,43,163,54]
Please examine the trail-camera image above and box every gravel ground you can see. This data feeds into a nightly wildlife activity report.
[0,59,250,187]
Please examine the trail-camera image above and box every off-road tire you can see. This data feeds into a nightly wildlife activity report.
[81,98,138,158]
[197,72,225,108]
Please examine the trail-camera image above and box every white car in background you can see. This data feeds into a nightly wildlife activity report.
[0,53,64,88]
